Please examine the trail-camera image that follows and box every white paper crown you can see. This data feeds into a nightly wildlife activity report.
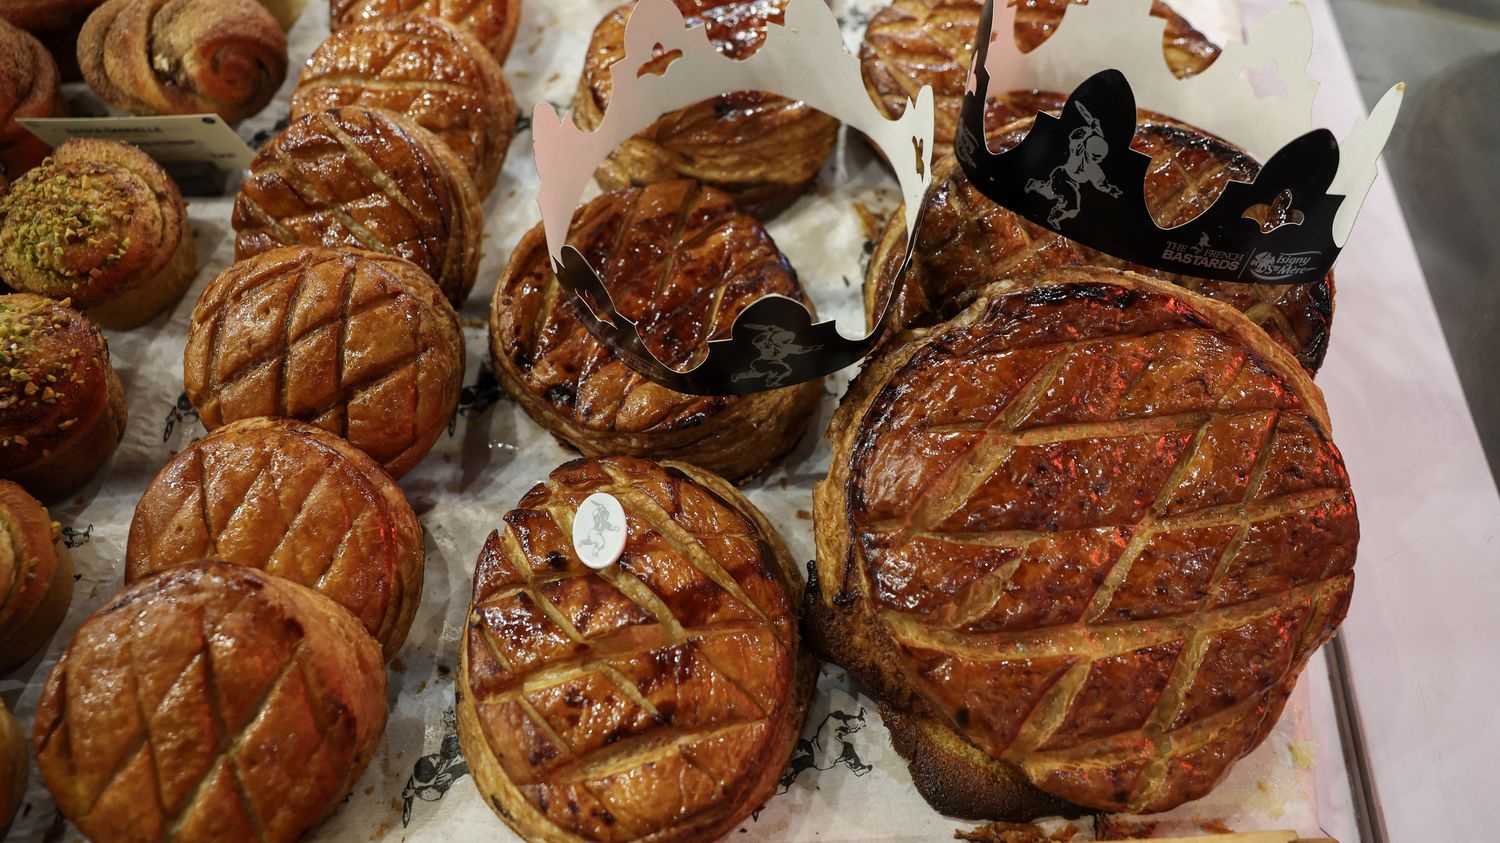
[530,0,936,395]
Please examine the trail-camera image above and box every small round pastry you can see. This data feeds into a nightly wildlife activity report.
[0,0,103,35]
[573,0,840,214]
[185,247,464,479]
[126,417,424,659]
[78,0,288,125]
[866,118,1337,374]
[35,561,387,843]
[459,456,814,842]
[0,480,73,669]
[0,19,67,178]
[331,0,522,63]
[0,699,24,835]
[291,14,515,195]
[810,269,1358,818]
[0,138,196,329]
[0,295,127,500]
[233,108,483,306]
[490,180,822,482]
[860,0,1219,159]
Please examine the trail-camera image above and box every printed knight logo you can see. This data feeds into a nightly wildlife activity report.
[1025,101,1122,227]
[573,493,627,570]
[1245,249,1322,281]
[730,325,822,389]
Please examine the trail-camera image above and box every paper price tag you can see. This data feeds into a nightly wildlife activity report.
[17,115,256,171]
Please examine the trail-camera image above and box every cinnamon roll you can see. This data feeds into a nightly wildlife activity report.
[78,0,288,124]
[0,19,66,178]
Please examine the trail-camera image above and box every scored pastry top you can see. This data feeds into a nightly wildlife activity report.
[860,0,1219,155]
[493,180,807,434]
[461,456,807,841]
[825,270,1356,813]
[232,107,483,306]
[184,246,464,479]
[33,561,387,843]
[330,0,522,62]
[126,417,425,659]
[868,119,1336,374]
[291,13,514,193]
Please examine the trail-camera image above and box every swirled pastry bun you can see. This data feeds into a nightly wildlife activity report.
[0,479,73,669]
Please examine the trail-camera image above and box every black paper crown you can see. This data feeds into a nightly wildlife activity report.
[954,0,1397,286]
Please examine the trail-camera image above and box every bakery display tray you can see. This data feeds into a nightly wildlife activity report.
[1,0,1374,840]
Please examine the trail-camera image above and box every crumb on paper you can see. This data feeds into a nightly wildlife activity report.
[956,820,1081,842]
[852,201,886,243]
[1288,740,1316,769]
[797,509,812,520]
[1092,814,1158,839]
[1199,818,1234,834]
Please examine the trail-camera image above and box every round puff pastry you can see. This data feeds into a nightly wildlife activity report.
[34,561,387,843]
[292,14,515,195]
[573,0,840,214]
[490,180,822,483]
[0,139,196,329]
[860,0,1218,159]
[458,456,814,842]
[232,107,484,306]
[330,0,522,63]
[866,120,1336,374]
[126,417,424,659]
[78,0,288,124]
[0,18,66,178]
[0,479,73,669]
[328,0,522,64]
[184,247,464,479]
[0,699,23,835]
[809,269,1357,817]
[0,295,127,501]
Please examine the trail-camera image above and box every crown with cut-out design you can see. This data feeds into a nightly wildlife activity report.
[532,0,1400,396]
[955,0,1401,285]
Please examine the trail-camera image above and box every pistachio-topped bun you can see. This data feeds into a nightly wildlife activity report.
[0,479,73,669]
[0,295,126,500]
[0,139,196,329]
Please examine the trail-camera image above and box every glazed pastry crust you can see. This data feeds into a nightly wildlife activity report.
[860,0,1219,159]
[865,121,1336,374]
[292,14,515,195]
[0,139,196,329]
[78,0,288,124]
[0,699,23,835]
[126,417,425,659]
[490,180,822,483]
[34,561,387,843]
[330,0,522,63]
[809,269,1356,816]
[458,456,814,843]
[573,1,839,214]
[232,108,484,306]
[0,19,67,177]
[184,247,465,479]
[0,479,74,670]
[0,295,127,501]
